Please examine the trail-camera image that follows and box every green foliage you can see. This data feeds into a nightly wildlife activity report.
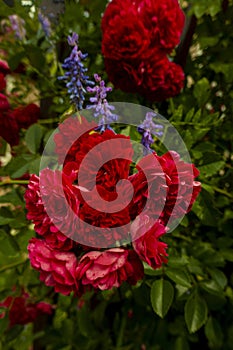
[0,0,232,349]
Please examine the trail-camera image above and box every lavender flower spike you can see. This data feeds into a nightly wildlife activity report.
[58,32,94,111]
[138,112,163,152]
[87,74,118,130]
[38,11,52,38]
[9,15,26,40]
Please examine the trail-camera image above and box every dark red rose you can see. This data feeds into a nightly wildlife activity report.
[28,238,78,295]
[0,60,10,75]
[101,1,150,61]
[0,73,6,91]
[133,0,185,52]
[0,93,10,111]
[0,291,52,327]
[101,0,184,57]
[104,58,143,93]
[12,103,40,129]
[131,215,168,269]
[76,248,144,290]
[138,57,185,101]
[0,109,19,146]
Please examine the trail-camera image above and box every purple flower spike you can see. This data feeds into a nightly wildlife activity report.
[138,112,163,153]
[87,74,118,130]
[58,32,94,110]
[68,32,79,46]
[9,15,26,40]
[38,11,51,38]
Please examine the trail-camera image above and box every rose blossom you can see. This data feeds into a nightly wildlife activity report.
[54,115,97,164]
[102,0,185,56]
[138,57,185,102]
[12,103,40,129]
[0,291,52,327]
[28,238,78,295]
[24,173,75,250]
[129,151,201,225]
[76,248,144,290]
[131,215,168,269]
[0,73,6,91]
[101,2,150,61]
[157,151,201,224]
[0,109,19,146]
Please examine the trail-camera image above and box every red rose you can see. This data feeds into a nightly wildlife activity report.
[28,238,78,295]
[54,115,97,164]
[0,109,19,146]
[0,60,10,75]
[101,0,184,56]
[104,58,143,93]
[101,1,150,60]
[129,152,168,220]
[0,93,10,111]
[131,215,168,269]
[101,0,185,101]
[0,73,6,91]
[158,151,201,224]
[25,173,75,250]
[138,57,185,101]
[76,248,144,290]
[133,0,185,52]
[0,292,52,327]
[129,151,201,226]
[12,103,40,129]
[75,130,133,191]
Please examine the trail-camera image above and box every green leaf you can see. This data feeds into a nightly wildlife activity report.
[208,268,227,289]
[205,317,223,348]
[210,63,233,83]
[166,268,192,288]
[221,249,233,262]
[200,280,223,296]
[77,305,93,337]
[150,279,174,318]
[185,292,208,333]
[0,217,13,226]
[194,78,210,106]
[174,336,190,350]
[25,124,44,154]
[199,161,225,177]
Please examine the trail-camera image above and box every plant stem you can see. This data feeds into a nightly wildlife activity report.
[116,314,127,350]
[0,179,29,186]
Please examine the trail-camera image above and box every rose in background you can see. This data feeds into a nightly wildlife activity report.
[0,289,52,327]
[0,60,40,147]
[101,0,185,101]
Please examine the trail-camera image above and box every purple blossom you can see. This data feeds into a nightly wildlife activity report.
[9,15,26,40]
[138,112,163,153]
[38,11,52,38]
[87,74,118,130]
[58,32,94,110]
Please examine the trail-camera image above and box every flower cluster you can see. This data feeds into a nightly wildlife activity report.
[138,112,163,152]
[8,15,26,41]
[58,33,94,110]
[87,74,118,130]
[0,290,52,327]
[0,61,40,146]
[25,115,201,296]
[101,0,185,101]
